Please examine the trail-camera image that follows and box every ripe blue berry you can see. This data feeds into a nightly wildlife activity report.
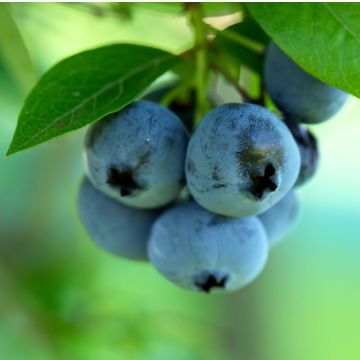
[84,100,189,209]
[148,201,268,293]
[284,118,320,186]
[264,42,349,124]
[78,178,160,260]
[185,103,300,217]
[258,191,300,247]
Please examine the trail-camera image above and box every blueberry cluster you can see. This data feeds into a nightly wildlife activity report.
[78,42,349,294]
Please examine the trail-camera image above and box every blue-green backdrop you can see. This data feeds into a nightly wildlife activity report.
[1,3,359,360]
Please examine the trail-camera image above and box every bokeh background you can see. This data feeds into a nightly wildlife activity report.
[1,3,360,360]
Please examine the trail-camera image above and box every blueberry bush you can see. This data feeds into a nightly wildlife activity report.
[6,3,359,294]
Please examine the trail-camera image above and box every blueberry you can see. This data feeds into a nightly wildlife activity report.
[264,42,349,124]
[185,103,300,217]
[148,201,268,293]
[78,178,160,260]
[83,100,189,209]
[284,118,320,186]
[258,191,300,247]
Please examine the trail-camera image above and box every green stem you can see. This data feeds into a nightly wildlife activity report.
[206,23,264,54]
[209,62,252,103]
[188,3,210,127]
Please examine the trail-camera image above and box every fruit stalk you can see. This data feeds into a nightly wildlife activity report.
[188,3,209,127]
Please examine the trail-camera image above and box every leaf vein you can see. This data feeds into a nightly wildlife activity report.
[323,3,360,46]
[12,53,173,152]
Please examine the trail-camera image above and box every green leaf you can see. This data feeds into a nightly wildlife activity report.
[223,17,269,47]
[211,18,269,74]
[7,44,180,155]
[247,3,360,97]
[0,4,38,94]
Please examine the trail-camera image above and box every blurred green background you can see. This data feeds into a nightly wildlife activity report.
[1,3,360,360]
